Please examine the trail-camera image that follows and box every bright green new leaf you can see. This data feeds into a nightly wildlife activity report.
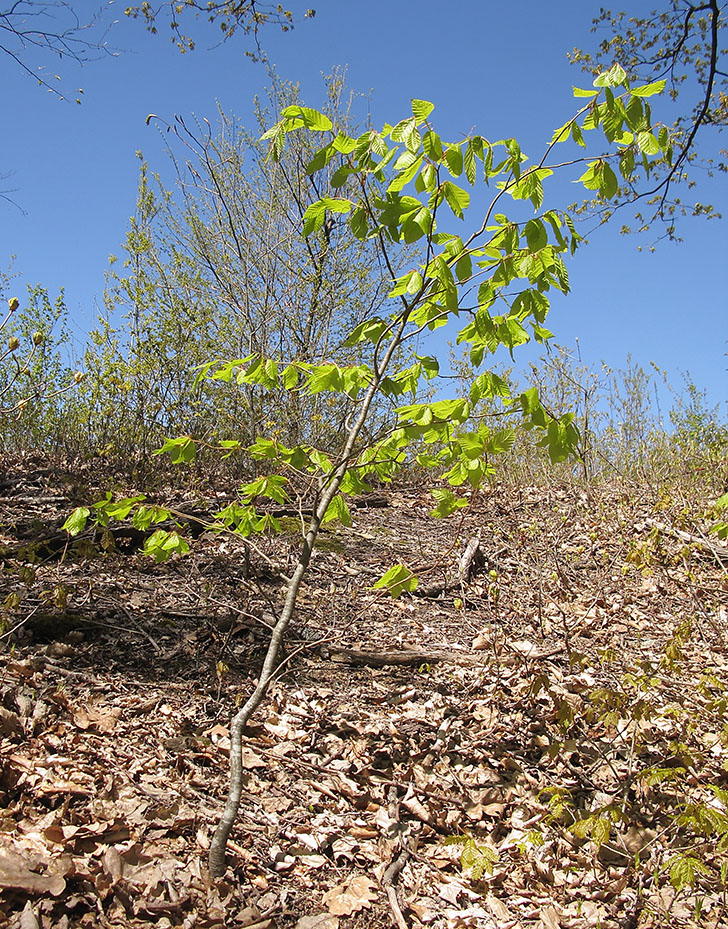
[444,146,463,178]
[594,64,627,88]
[411,98,435,122]
[308,448,333,473]
[455,251,472,282]
[63,506,90,537]
[573,86,599,98]
[280,105,333,131]
[571,121,586,147]
[142,530,190,563]
[372,563,418,598]
[306,363,345,394]
[601,162,619,198]
[488,429,515,454]
[423,130,444,161]
[415,354,439,378]
[442,181,470,219]
[343,318,391,346]
[388,154,423,192]
[321,493,352,527]
[132,504,170,531]
[669,855,710,892]
[630,80,665,98]
[332,132,356,153]
[302,200,328,236]
[430,487,469,518]
[153,435,196,464]
[350,207,368,240]
[240,474,288,505]
[306,144,335,175]
[715,492,728,511]
[407,270,424,294]
[578,162,601,191]
[636,131,660,155]
[463,141,477,183]
[470,371,510,404]
[619,148,635,179]
[525,219,548,251]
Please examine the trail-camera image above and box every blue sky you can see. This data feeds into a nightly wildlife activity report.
[2,0,726,415]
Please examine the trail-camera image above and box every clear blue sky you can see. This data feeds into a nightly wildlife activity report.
[2,0,726,416]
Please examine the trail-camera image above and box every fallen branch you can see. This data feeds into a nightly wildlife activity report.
[382,843,412,929]
[643,518,728,564]
[324,645,482,667]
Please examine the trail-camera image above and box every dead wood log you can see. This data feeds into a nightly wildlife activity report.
[458,533,485,582]
[324,646,482,667]
[643,518,728,564]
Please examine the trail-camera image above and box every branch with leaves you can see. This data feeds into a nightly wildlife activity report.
[570,0,727,239]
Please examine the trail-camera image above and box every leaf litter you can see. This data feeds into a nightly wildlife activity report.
[0,455,727,928]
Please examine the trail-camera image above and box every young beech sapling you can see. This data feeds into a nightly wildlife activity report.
[64,64,673,876]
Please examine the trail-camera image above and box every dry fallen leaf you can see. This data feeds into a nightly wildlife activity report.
[0,852,66,896]
[72,702,121,733]
[295,914,340,929]
[540,902,561,929]
[322,874,377,916]
[19,900,39,929]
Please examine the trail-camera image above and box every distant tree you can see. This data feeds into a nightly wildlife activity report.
[124,0,315,55]
[570,0,727,238]
[1,0,313,97]
[83,73,398,462]
[0,0,112,100]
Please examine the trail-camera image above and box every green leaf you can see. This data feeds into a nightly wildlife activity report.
[350,207,368,239]
[239,475,288,505]
[591,817,611,848]
[142,530,190,563]
[343,318,391,346]
[578,162,602,191]
[132,504,170,531]
[601,162,619,198]
[619,148,635,179]
[423,130,443,161]
[455,252,472,282]
[630,80,666,98]
[306,144,335,174]
[594,64,627,88]
[411,98,435,122]
[388,154,424,192]
[573,86,599,98]
[669,855,710,891]
[372,563,418,598]
[430,487,469,518]
[444,146,463,177]
[281,364,299,389]
[470,371,511,404]
[323,196,353,214]
[280,105,332,131]
[524,219,548,251]
[154,435,196,464]
[321,493,352,527]
[636,131,660,155]
[63,506,90,537]
[302,200,328,236]
[464,141,477,183]
[442,181,470,219]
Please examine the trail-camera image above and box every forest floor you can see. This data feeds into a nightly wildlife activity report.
[1,454,727,929]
